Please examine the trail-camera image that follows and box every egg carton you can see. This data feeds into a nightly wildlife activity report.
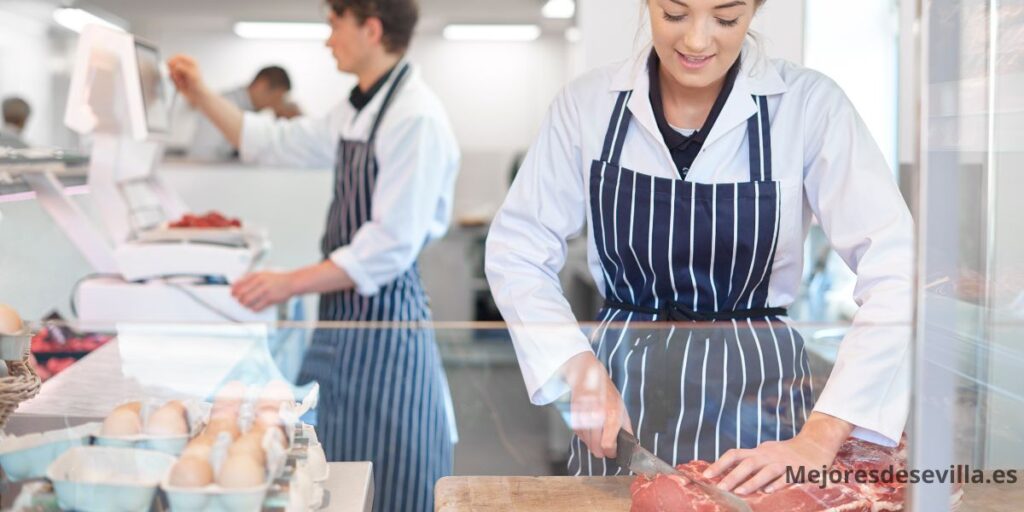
[95,399,209,456]
[0,422,100,481]
[47,446,176,512]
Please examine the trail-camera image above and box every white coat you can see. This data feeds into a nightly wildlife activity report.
[485,45,913,447]
[239,63,461,296]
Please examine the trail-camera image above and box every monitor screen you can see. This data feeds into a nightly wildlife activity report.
[134,40,169,133]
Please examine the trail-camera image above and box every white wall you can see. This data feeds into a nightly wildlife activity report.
[0,0,58,146]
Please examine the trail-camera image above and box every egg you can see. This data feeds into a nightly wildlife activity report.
[169,456,214,488]
[115,401,142,413]
[228,431,266,466]
[0,304,23,335]
[144,401,189,436]
[181,439,213,461]
[101,407,142,436]
[216,454,265,488]
[257,380,293,412]
[215,381,247,407]
[204,416,240,440]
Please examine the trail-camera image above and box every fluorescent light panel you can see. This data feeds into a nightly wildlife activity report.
[52,7,124,33]
[233,22,331,40]
[443,24,541,42]
[542,0,576,19]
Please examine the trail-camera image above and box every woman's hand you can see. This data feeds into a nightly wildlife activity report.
[231,271,297,311]
[703,412,853,495]
[167,54,212,107]
[562,352,633,459]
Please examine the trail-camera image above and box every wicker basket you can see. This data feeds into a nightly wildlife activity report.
[0,335,41,430]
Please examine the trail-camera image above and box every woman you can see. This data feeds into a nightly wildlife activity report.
[486,0,912,495]
[168,1,459,510]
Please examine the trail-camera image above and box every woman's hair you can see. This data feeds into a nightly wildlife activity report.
[326,0,419,53]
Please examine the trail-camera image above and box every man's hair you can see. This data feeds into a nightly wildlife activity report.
[252,66,292,91]
[2,97,30,128]
[327,0,419,53]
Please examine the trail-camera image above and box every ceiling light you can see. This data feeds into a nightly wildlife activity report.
[52,7,124,33]
[542,0,576,19]
[442,24,542,42]
[233,22,331,40]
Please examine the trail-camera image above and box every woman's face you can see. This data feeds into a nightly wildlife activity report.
[325,9,372,73]
[649,0,756,90]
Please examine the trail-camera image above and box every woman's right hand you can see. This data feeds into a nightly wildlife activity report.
[167,54,211,107]
[562,351,633,459]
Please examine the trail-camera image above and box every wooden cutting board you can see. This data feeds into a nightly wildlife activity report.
[435,476,635,512]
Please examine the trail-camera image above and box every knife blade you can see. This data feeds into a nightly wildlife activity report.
[613,430,753,512]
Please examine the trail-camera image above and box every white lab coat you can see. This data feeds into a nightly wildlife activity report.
[239,63,461,296]
[173,87,254,160]
[485,45,913,447]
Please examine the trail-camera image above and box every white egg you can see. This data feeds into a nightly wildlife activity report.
[216,454,265,488]
[228,431,267,466]
[0,304,24,335]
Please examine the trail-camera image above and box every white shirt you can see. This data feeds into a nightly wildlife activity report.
[485,46,913,447]
[182,87,254,160]
[239,63,461,296]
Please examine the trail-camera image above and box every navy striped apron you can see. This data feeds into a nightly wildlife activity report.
[297,64,453,512]
[567,90,815,475]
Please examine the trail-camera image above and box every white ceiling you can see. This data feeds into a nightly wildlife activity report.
[79,0,571,34]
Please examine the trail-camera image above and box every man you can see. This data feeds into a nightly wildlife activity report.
[0,97,30,149]
[178,66,292,160]
[167,1,460,511]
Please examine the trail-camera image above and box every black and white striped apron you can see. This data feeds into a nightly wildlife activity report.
[568,90,815,475]
[297,64,453,512]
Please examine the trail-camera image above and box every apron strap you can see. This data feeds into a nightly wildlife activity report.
[605,298,787,322]
[745,95,773,182]
[367,62,413,143]
[601,90,634,167]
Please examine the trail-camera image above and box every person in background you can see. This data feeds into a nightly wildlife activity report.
[0,97,30,149]
[273,100,303,119]
[178,66,293,160]
[167,0,460,510]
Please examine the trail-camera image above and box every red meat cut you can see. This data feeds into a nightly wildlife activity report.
[630,436,961,512]
[169,211,242,228]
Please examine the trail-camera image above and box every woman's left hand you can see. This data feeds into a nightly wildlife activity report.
[232,271,296,311]
[703,413,853,495]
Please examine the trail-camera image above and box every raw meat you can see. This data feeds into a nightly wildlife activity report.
[630,436,960,512]
[169,211,242,228]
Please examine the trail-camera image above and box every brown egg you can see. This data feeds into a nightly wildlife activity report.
[216,454,265,488]
[144,401,189,436]
[0,304,24,335]
[214,381,247,408]
[204,416,240,440]
[257,380,293,412]
[181,437,213,461]
[101,407,142,436]
[169,456,214,488]
[228,431,266,466]
[115,401,142,413]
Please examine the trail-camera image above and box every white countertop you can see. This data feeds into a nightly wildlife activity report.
[324,462,374,512]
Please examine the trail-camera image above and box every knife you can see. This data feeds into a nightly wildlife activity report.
[613,429,753,512]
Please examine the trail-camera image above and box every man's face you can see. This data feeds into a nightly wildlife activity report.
[249,80,288,111]
[325,9,374,74]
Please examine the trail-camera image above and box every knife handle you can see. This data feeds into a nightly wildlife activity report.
[613,429,639,468]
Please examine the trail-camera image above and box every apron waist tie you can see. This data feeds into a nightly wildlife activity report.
[604,299,788,322]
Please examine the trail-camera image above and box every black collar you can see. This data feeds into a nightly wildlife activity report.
[349,65,397,111]
[647,50,741,150]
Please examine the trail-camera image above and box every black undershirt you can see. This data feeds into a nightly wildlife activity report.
[349,65,397,111]
[647,50,741,178]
